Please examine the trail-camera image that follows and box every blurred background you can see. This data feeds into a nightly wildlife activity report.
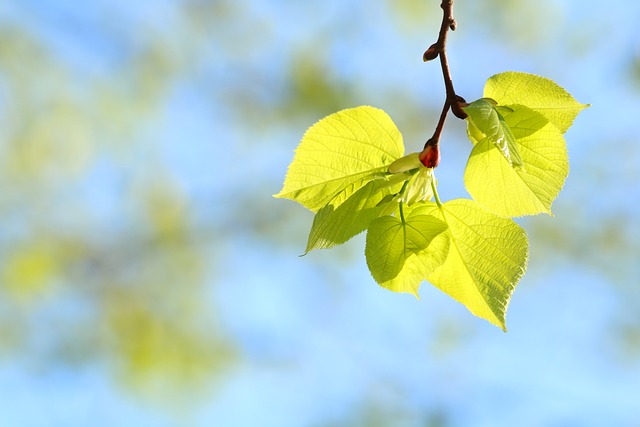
[0,0,639,426]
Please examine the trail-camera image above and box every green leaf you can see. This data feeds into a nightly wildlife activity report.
[465,105,568,217]
[484,71,589,134]
[274,106,404,212]
[411,199,528,330]
[402,167,435,205]
[464,98,524,168]
[305,175,405,252]
[365,213,448,297]
[388,152,421,173]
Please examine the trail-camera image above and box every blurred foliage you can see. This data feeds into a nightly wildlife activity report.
[389,0,558,49]
[313,394,451,427]
[463,0,560,48]
[0,6,237,397]
[627,48,640,90]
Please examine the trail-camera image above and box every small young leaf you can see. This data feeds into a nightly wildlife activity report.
[365,214,448,297]
[388,152,421,174]
[484,71,589,134]
[465,105,568,217]
[463,98,524,168]
[411,199,528,330]
[402,167,435,205]
[274,106,404,212]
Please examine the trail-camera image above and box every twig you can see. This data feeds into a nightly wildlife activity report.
[420,0,468,167]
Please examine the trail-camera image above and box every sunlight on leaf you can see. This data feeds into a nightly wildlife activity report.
[305,175,406,252]
[464,98,524,168]
[465,105,568,217]
[411,199,528,330]
[484,71,589,134]
[274,106,404,212]
[365,213,448,297]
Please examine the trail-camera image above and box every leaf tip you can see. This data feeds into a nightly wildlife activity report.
[491,316,508,332]
[300,243,315,256]
[303,240,318,255]
[482,312,508,332]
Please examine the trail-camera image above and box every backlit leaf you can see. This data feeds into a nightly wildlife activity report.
[465,105,568,217]
[388,152,421,173]
[484,71,589,134]
[411,199,528,330]
[402,166,435,205]
[365,213,448,297]
[464,98,524,168]
[274,106,404,212]
[305,175,405,252]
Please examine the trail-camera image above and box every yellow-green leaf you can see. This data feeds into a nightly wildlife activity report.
[388,152,421,174]
[464,98,524,168]
[465,105,568,217]
[365,213,448,297]
[305,176,405,252]
[411,199,528,330]
[484,71,589,134]
[274,106,404,212]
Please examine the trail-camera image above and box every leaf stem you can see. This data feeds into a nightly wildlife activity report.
[431,176,442,208]
[398,180,409,243]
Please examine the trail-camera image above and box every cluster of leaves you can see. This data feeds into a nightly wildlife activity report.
[275,72,587,330]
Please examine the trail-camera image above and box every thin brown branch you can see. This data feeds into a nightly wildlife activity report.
[421,0,467,167]
[427,99,450,147]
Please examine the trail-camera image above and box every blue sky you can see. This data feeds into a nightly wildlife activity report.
[0,1,639,426]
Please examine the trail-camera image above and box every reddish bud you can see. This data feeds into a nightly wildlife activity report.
[419,144,440,168]
[455,95,468,106]
[423,44,439,62]
[452,96,469,119]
